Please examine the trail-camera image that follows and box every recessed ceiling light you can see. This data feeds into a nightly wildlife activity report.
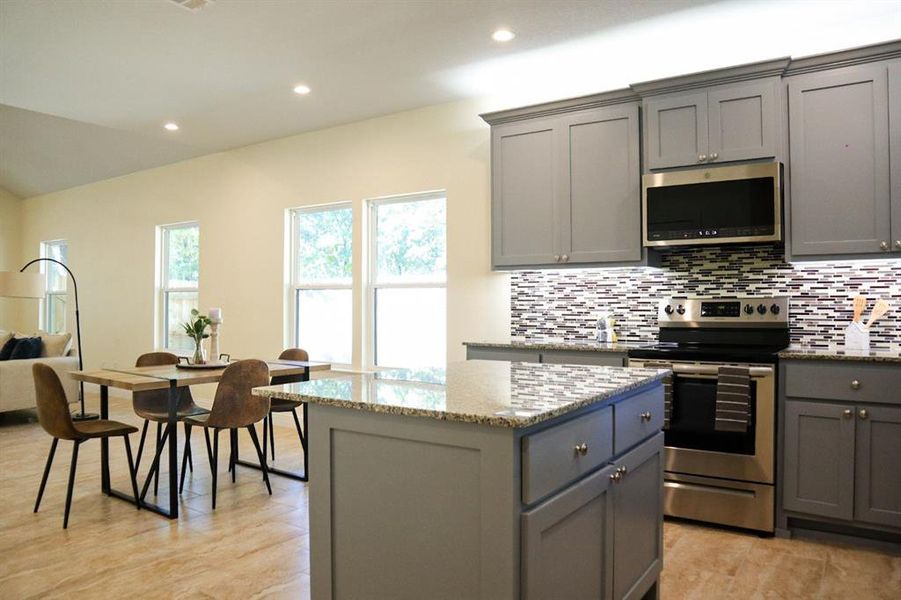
[492,28,515,42]
[293,84,312,95]
[163,122,179,131]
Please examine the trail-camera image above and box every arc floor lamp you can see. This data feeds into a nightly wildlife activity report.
[0,258,98,420]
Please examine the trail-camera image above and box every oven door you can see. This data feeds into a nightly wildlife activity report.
[630,360,775,484]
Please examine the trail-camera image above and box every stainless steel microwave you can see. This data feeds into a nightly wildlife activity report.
[642,162,782,247]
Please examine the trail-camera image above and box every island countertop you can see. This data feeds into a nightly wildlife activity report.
[253,360,669,428]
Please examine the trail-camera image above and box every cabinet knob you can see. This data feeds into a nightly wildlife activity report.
[617,466,628,476]
[561,254,569,263]
[859,409,869,420]
[709,152,718,161]
[639,411,652,422]
[880,241,889,251]
[698,154,707,162]
[610,471,622,482]
[554,255,560,262]
[850,380,860,390]
[843,409,853,419]
[574,443,588,456]
[895,240,901,250]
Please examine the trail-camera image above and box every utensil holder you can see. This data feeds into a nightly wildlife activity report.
[844,322,870,351]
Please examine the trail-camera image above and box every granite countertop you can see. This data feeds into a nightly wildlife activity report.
[254,360,669,428]
[778,345,901,364]
[463,340,645,353]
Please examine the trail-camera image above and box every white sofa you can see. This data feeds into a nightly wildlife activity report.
[0,351,80,413]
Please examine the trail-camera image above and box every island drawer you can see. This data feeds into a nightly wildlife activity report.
[613,387,665,455]
[783,361,901,405]
[521,406,614,505]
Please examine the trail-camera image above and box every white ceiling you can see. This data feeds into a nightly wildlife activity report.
[2,0,900,199]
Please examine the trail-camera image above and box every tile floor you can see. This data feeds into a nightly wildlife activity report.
[0,394,898,599]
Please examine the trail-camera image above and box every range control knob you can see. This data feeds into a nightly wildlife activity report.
[770,304,781,315]
[676,305,686,315]
[757,304,767,315]
[743,304,754,315]
[664,305,674,315]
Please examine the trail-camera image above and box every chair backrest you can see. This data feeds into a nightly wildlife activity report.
[136,352,179,368]
[32,363,81,440]
[133,351,192,413]
[271,348,310,385]
[207,359,270,429]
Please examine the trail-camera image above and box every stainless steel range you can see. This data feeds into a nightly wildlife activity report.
[627,296,790,533]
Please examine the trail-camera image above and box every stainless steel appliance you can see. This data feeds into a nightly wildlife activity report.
[627,296,789,533]
[642,162,782,247]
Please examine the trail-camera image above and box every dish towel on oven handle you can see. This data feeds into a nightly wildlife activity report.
[715,365,751,432]
[645,362,673,429]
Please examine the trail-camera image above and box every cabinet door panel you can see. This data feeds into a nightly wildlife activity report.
[644,91,708,170]
[708,80,778,163]
[613,432,663,600]
[783,400,855,520]
[788,65,891,256]
[889,62,901,252]
[492,120,560,266]
[559,105,641,263]
[854,404,901,528]
[522,464,615,600]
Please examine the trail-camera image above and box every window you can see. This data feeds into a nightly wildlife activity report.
[369,192,446,368]
[159,223,199,352]
[40,240,68,333]
[290,204,353,364]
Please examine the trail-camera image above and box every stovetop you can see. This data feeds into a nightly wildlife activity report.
[628,342,786,364]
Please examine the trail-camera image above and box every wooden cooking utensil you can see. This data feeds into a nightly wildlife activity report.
[852,295,867,323]
[865,299,890,329]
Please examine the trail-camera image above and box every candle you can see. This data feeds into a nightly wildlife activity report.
[209,307,222,322]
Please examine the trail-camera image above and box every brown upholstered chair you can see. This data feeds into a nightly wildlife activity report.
[132,352,209,495]
[32,363,140,528]
[182,359,271,509]
[260,348,310,468]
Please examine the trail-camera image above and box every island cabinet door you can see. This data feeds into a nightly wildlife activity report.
[612,432,664,600]
[521,463,616,600]
[854,404,901,528]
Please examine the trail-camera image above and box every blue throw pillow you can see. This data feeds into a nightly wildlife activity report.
[9,337,42,360]
[0,337,18,361]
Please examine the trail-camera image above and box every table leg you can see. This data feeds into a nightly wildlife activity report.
[167,380,178,518]
[100,385,110,494]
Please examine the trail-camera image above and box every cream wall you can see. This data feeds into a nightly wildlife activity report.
[16,99,510,379]
[0,187,23,328]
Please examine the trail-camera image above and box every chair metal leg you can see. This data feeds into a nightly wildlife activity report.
[123,435,140,510]
[261,416,268,465]
[211,429,219,510]
[291,407,307,451]
[246,424,271,495]
[134,419,149,473]
[63,440,81,529]
[179,424,193,494]
[153,422,162,496]
[227,428,235,478]
[203,427,214,471]
[139,426,170,502]
[269,411,275,461]
[184,422,194,473]
[34,438,59,513]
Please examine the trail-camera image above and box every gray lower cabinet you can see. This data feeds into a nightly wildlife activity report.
[522,433,663,600]
[787,63,895,257]
[854,404,901,527]
[644,79,778,170]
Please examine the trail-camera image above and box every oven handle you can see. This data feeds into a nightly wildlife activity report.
[669,364,773,378]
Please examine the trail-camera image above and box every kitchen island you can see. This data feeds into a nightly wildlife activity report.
[254,360,669,600]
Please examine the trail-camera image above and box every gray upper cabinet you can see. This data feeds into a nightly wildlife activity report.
[491,117,561,267]
[854,404,901,528]
[644,79,778,170]
[890,61,901,252]
[788,64,892,256]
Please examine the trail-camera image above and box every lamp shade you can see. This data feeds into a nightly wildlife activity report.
[0,271,46,298]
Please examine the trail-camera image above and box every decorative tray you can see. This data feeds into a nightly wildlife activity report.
[175,361,230,370]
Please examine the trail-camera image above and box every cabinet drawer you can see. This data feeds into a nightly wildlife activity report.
[614,387,665,455]
[522,406,614,505]
[540,350,625,367]
[784,361,901,405]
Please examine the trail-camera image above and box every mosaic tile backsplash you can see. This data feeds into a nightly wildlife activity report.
[511,245,901,348]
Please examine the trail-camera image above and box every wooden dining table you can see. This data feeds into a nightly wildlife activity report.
[70,359,331,519]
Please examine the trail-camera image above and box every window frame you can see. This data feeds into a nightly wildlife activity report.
[157,221,200,351]
[40,239,68,333]
[367,190,447,369]
[288,202,354,366]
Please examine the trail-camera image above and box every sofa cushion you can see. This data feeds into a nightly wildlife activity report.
[0,336,18,361]
[36,331,73,357]
[9,337,42,360]
[0,331,12,350]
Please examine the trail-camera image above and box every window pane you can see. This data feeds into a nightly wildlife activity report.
[375,287,446,368]
[296,207,352,284]
[45,243,68,292]
[375,198,446,283]
[166,226,199,289]
[297,288,352,364]
[48,293,66,334]
[165,291,198,351]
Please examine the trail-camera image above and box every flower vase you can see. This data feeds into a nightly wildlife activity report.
[192,338,208,365]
